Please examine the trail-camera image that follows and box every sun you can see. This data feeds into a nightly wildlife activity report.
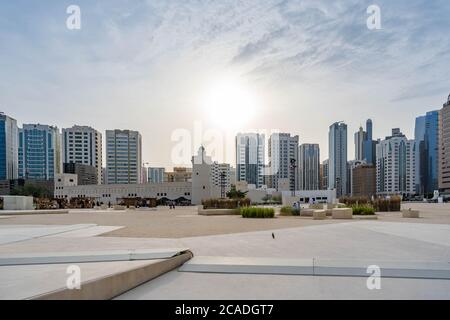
[201,75,258,131]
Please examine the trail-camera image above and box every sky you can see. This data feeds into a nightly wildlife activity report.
[0,0,449,169]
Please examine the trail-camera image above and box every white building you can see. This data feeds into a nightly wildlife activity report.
[148,167,165,184]
[0,112,18,180]
[299,144,320,190]
[191,146,221,204]
[211,162,232,196]
[269,133,299,191]
[54,180,191,204]
[376,129,416,197]
[106,130,142,185]
[62,126,102,184]
[235,133,265,188]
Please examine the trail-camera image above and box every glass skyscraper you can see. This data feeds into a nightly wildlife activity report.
[329,122,347,197]
[415,111,439,195]
[18,124,61,180]
[0,112,18,180]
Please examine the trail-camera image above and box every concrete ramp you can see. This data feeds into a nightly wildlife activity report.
[179,256,450,280]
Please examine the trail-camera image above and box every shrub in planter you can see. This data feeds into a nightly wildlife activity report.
[292,208,301,216]
[280,206,293,216]
[351,205,375,215]
[241,207,275,219]
[202,198,251,209]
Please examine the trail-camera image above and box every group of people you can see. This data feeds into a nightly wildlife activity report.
[169,201,176,210]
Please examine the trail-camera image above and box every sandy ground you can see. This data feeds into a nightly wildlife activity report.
[0,203,449,238]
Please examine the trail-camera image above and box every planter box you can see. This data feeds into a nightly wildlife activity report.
[114,205,126,211]
[300,209,314,217]
[313,210,327,220]
[402,210,420,218]
[325,209,333,216]
[332,208,353,219]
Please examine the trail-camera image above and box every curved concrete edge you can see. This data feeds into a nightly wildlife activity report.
[30,251,193,300]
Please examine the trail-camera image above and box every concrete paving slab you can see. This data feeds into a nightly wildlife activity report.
[0,224,97,245]
[116,270,450,300]
[179,256,314,275]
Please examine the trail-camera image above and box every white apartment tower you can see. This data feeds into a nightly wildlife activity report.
[269,133,299,191]
[329,122,348,197]
[62,126,102,184]
[106,130,142,185]
[376,129,416,196]
[236,133,265,188]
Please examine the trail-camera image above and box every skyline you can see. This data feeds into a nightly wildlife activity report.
[1,0,449,168]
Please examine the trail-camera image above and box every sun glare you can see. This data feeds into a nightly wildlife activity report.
[201,76,258,131]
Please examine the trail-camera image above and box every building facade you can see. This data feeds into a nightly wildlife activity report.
[328,122,347,197]
[63,162,97,185]
[148,167,165,184]
[62,126,102,184]
[106,130,142,184]
[268,133,299,191]
[211,162,232,196]
[415,111,440,195]
[18,124,61,180]
[165,167,192,182]
[439,94,450,194]
[376,129,416,197]
[322,159,329,190]
[354,126,367,161]
[352,164,376,198]
[0,112,18,180]
[346,160,366,196]
[235,133,265,188]
[298,144,320,190]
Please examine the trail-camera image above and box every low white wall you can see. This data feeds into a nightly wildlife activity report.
[2,196,34,210]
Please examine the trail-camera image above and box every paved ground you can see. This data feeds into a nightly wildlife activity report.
[0,203,449,299]
[0,203,449,238]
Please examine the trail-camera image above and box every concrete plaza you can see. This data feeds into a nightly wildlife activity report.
[0,203,449,299]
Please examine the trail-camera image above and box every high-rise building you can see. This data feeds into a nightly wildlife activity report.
[376,128,416,197]
[18,124,61,180]
[298,144,320,190]
[268,133,299,191]
[62,126,103,184]
[211,162,232,196]
[328,122,347,197]
[235,133,265,188]
[363,119,377,165]
[354,126,367,161]
[106,130,142,184]
[439,94,450,193]
[415,111,439,195]
[148,167,165,184]
[346,160,366,196]
[63,162,97,185]
[352,164,376,198]
[0,112,18,180]
[322,159,329,190]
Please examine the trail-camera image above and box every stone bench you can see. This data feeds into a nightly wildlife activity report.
[313,210,327,220]
[332,208,353,220]
[300,209,314,217]
[402,209,420,218]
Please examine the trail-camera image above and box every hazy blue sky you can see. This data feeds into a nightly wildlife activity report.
[1,0,449,168]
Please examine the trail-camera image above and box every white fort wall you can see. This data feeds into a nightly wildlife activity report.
[55,182,192,204]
